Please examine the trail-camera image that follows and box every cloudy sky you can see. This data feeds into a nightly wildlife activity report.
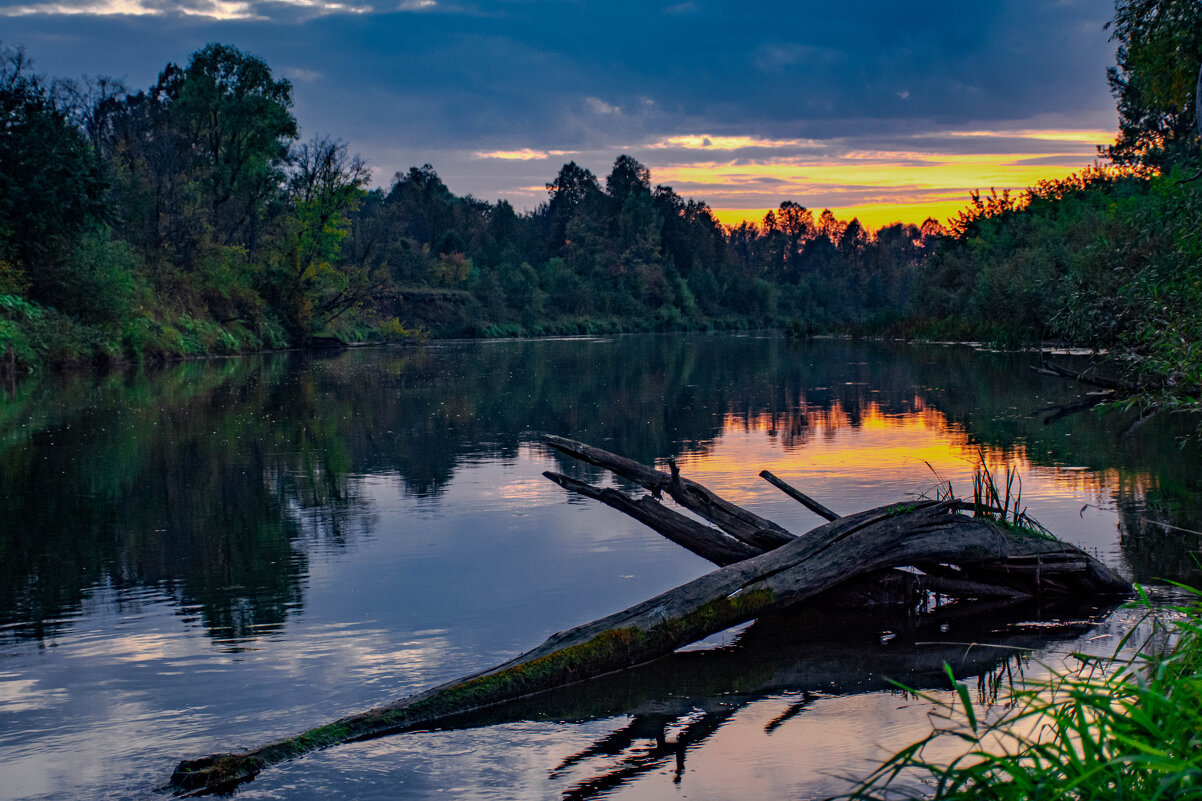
[3,0,1121,228]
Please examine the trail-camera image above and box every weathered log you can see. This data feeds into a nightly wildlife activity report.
[543,470,1024,605]
[169,439,1131,796]
[1034,394,1112,425]
[546,443,1046,603]
[169,506,1128,795]
[543,471,761,566]
[424,594,1120,740]
[759,469,841,521]
[544,434,793,550]
[1031,362,1131,392]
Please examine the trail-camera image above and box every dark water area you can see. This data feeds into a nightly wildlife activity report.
[1,333,1199,800]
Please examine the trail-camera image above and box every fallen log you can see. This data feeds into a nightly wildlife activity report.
[759,469,841,521]
[544,434,794,550]
[1031,362,1131,392]
[168,436,1131,796]
[543,471,761,566]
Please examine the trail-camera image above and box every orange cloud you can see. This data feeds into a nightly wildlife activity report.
[650,131,1109,228]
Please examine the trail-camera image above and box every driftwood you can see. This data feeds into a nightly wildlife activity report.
[168,435,1130,796]
[1031,361,1178,434]
[1031,362,1129,392]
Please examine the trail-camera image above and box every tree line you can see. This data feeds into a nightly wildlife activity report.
[0,0,1198,414]
[917,0,1201,413]
[0,41,938,370]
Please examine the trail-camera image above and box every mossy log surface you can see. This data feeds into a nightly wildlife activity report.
[169,437,1131,796]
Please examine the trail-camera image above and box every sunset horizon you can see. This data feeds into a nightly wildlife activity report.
[1,1,1123,232]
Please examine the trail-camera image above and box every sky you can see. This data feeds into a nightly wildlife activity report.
[1,0,1122,229]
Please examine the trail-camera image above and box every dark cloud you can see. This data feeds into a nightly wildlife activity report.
[1,0,1120,211]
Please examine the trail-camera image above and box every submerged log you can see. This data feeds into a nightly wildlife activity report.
[169,436,1131,796]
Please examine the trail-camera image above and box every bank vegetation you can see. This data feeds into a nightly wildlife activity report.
[0,1,1199,419]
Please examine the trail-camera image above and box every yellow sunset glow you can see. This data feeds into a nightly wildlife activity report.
[640,125,1115,229]
[664,404,1122,518]
[680,149,1110,229]
[711,201,971,231]
[947,129,1117,144]
[648,135,821,151]
[476,149,549,161]
[656,152,1096,195]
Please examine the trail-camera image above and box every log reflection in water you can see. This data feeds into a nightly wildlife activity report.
[417,597,1118,801]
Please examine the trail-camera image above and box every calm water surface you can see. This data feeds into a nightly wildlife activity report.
[1,334,1199,800]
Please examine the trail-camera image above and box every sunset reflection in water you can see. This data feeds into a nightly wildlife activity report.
[667,403,1132,568]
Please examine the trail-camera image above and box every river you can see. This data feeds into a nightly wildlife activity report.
[1,333,1198,800]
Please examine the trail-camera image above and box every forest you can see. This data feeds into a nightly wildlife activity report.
[0,1,1199,414]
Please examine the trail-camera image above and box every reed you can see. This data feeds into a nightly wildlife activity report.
[968,454,1054,539]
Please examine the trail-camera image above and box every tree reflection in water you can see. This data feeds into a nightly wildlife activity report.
[0,334,1197,650]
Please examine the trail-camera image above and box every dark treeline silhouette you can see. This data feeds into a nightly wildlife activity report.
[1,0,1198,405]
[0,42,936,371]
[348,157,938,338]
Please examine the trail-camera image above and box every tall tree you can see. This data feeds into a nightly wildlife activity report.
[268,137,371,339]
[168,44,297,248]
[1104,0,1202,168]
[0,47,106,299]
[543,161,601,255]
[605,154,651,201]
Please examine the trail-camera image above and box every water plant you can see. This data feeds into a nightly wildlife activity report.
[967,454,1055,540]
[843,584,1202,800]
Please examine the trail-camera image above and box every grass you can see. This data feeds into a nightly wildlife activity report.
[968,455,1056,540]
[842,584,1202,800]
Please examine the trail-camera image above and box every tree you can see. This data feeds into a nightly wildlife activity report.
[168,44,297,248]
[96,68,208,273]
[385,164,456,245]
[0,47,107,302]
[1104,0,1202,168]
[268,137,371,339]
[776,201,815,280]
[605,154,651,201]
[544,161,601,254]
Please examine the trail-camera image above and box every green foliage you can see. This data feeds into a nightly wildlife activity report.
[847,586,1202,800]
[0,318,35,368]
[1104,0,1202,169]
[375,317,428,342]
[57,228,146,325]
[265,136,371,339]
[0,47,107,306]
[168,43,297,242]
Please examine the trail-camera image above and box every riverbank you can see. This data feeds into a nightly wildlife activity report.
[2,335,1197,801]
[849,584,1202,800]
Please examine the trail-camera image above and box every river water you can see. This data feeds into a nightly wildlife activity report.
[1,334,1198,800]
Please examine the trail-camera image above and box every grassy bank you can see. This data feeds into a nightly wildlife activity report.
[846,585,1202,800]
